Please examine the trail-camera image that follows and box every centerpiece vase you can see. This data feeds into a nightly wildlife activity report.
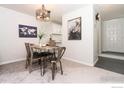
[38,32,44,47]
[39,39,42,47]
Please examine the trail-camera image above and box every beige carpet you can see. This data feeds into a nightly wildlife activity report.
[0,59,124,83]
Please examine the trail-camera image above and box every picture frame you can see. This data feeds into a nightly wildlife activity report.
[68,17,81,40]
[19,24,37,38]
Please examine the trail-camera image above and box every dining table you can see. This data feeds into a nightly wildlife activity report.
[31,44,59,76]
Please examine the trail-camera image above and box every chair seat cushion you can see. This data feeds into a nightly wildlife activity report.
[33,52,53,58]
[33,52,41,58]
[40,52,53,56]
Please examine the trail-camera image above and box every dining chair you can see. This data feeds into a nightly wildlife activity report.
[25,43,43,73]
[29,44,54,74]
[39,48,54,76]
[51,47,66,80]
[29,45,43,73]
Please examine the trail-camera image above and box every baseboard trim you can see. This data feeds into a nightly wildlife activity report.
[99,54,124,60]
[0,57,96,66]
[0,58,26,65]
[93,57,98,66]
[63,57,94,66]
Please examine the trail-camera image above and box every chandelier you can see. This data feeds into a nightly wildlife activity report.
[36,4,51,21]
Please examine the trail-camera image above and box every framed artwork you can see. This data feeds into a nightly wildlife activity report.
[19,24,37,38]
[68,17,81,40]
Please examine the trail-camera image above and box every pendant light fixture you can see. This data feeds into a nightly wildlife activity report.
[36,4,51,21]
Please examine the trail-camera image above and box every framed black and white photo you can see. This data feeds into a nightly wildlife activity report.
[19,24,37,38]
[68,17,81,40]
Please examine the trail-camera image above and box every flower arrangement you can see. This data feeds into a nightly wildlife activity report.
[38,32,45,47]
[38,32,45,40]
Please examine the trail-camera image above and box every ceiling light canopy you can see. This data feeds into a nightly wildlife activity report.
[36,4,51,21]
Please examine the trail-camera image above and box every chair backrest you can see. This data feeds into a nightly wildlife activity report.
[25,43,31,57]
[29,44,39,58]
[29,44,34,58]
[25,43,33,57]
[56,47,66,61]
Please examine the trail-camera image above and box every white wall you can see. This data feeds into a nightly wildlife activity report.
[102,18,124,53]
[62,5,94,66]
[93,5,102,64]
[0,7,61,65]
[52,23,61,34]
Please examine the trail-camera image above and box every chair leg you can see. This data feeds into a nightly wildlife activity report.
[59,60,63,75]
[25,56,28,69]
[25,60,28,69]
[29,59,32,73]
[38,59,41,65]
[41,58,44,76]
[52,62,56,80]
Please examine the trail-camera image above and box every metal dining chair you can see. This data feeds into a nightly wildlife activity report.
[26,43,54,74]
[50,47,66,80]
[29,45,43,73]
[25,43,44,73]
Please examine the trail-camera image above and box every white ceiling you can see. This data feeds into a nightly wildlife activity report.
[1,4,124,23]
[0,4,84,24]
[97,4,124,21]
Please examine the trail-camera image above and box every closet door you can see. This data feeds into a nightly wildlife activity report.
[102,18,124,53]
